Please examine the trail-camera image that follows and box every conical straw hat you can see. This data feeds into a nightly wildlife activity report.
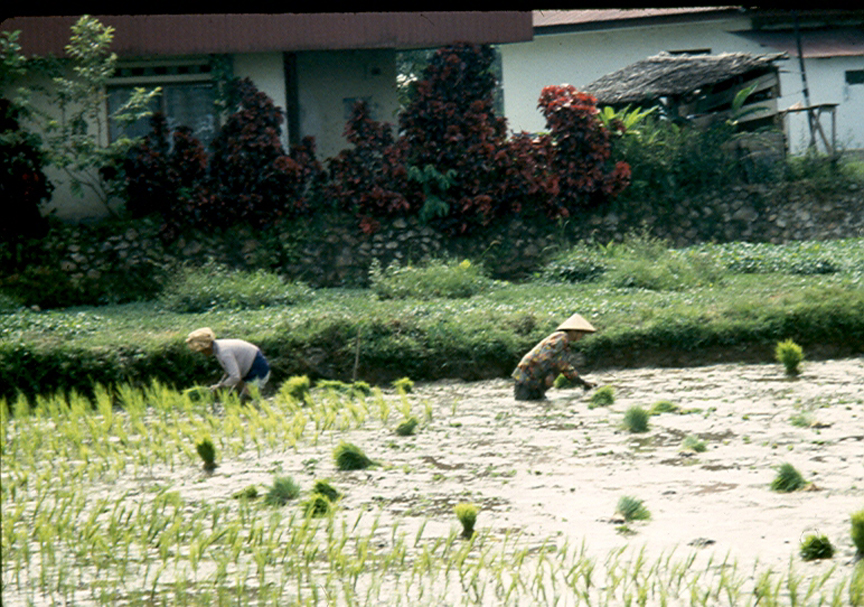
[556,313,596,333]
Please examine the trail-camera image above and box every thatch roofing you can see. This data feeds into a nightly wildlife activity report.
[584,51,787,105]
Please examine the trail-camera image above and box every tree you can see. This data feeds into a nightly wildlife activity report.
[36,15,159,216]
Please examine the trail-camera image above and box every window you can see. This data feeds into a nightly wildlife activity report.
[846,70,864,85]
[107,58,218,147]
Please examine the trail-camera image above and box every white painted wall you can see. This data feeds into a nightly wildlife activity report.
[295,48,400,163]
[499,15,863,154]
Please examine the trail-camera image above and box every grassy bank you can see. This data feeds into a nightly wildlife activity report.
[2,237,863,403]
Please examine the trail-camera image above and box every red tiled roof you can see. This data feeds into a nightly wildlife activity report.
[1,12,533,58]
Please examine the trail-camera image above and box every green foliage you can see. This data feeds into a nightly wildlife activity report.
[623,406,650,433]
[799,534,834,561]
[852,509,864,556]
[770,462,808,492]
[408,164,457,224]
[391,377,414,393]
[369,257,496,300]
[316,379,372,400]
[264,476,300,506]
[680,435,707,453]
[775,339,804,376]
[33,16,160,214]
[303,493,333,518]
[649,400,679,415]
[553,373,579,389]
[589,385,615,409]
[159,261,313,313]
[395,416,419,436]
[312,480,340,503]
[616,495,651,522]
[454,502,479,538]
[852,561,864,607]
[279,376,311,404]
[334,441,375,471]
[195,437,217,471]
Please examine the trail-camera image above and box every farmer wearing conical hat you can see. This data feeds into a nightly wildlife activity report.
[511,313,596,401]
[186,327,271,398]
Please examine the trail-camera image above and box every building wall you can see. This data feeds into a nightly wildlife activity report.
[500,15,863,155]
[295,48,400,162]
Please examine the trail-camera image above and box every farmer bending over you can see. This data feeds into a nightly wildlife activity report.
[511,313,596,401]
[186,327,271,398]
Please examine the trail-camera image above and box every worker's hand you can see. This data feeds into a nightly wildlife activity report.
[209,384,220,392]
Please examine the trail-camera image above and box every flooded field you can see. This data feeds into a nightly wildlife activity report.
[3,356,863,605]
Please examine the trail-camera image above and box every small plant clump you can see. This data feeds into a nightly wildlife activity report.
[264,476,301,506]
[392,377,415,393]
[317,379,372,400]
[334,441,376,471]
[312,479,340,503]
[303,493,333,518]
[455,502,479,539]
[615,495,651,522]
[776,339,804,376]
[589,385,615,409]
[395,416,419,436]
[279,375,312,403]
[800,534,835,561]
[770,462,810,492]
[623,406,650,433]
[680,435,707,453]
[233,485,259,500]
[649,400,679,415]
[852,509,864,558]
[195,437,217,472]
[554,373,579,389]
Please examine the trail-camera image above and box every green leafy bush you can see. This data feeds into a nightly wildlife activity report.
[159,261,313,312]
[369,257,496,300]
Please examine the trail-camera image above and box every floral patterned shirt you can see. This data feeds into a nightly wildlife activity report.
[511,331,580,390]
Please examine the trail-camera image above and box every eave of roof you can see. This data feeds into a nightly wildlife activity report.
[1,12,534,58]
[532,8,744,33]
[733,27,864,58]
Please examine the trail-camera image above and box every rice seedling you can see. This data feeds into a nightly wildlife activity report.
[195,437,217,472]
[334,441,376,471]
[680,435,707,453]
[303,493,333,518]
[622,406,650,433]
[800,534,834,560]
[589,385,615,409]
[395,416,419,436]
[649,400,679,415]
[615,496,651,522]
[852,509,864,558]
[392,377,414,393]
[278,375,312,404]
[454,502,479,539]
[264,476,301,506]
[776,339,804,376]
[770,462,810,492]
[312,479,340,503]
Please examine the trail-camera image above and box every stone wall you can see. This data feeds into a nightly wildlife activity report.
[31,181,864,293]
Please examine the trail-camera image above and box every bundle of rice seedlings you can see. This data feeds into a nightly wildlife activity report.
[264,476,301,506]
[334,441,376,471]
[770,462,809,492]
[616,495,651,522]
[455,502,479,539]
[800,534,835,560]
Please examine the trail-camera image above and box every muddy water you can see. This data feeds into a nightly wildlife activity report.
[206,357,863,582]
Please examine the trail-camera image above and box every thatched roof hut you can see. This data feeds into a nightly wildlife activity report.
[584,51,787,130]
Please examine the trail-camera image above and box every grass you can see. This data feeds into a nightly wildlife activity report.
[622,406,650,433]
[3,237,863,404]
